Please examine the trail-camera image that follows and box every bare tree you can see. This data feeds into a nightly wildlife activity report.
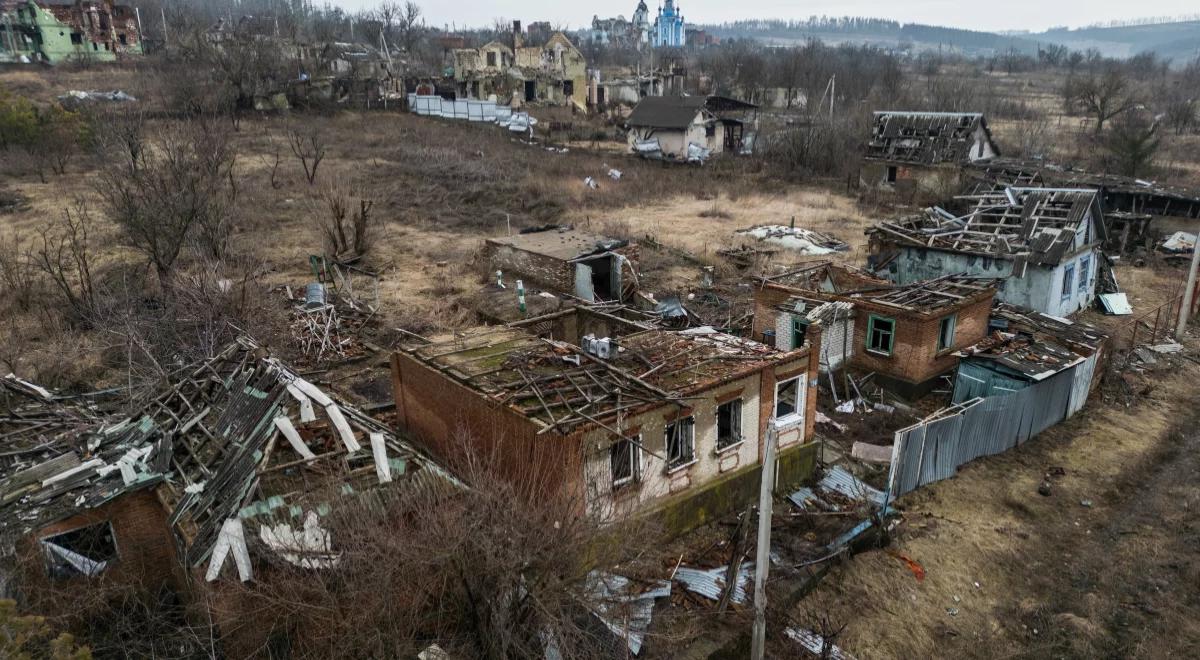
[0,231,38,313]
[92,104,148,174]
[98,121,238,284]
[213,430,672,659]
[1103,112,1160,178]
[288,125,327,186]
[1065,65,1136,135]
[1163,91,1196,135]
[28,200,98,323]
[313,179,374,257]
[395,1,423,54]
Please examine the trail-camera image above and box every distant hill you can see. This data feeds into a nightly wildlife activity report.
[699,16,1200,63]
[1030,21,1200,60]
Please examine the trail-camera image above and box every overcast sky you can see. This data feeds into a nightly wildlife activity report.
[333,0,1195,34]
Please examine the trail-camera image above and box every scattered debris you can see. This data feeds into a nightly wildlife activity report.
[674,562,753,604]
[886,550,925,581]
[785,627,857,660]
[1160,230,1196,254]
[850,442,892,464]
[585,572,671,655]
[1098,293,1132,316]
[736,225,848,255]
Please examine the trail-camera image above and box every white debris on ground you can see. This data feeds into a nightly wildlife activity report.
[735,225,848,255]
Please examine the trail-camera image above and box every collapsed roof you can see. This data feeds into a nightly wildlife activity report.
[0,338,458,577]
[873,187,1107,265]
[403,326,784,436]
[757,261,889,293]
[836,274,998,315]
[968,157,1200,219]
[486,227,629,261]
[955,303,1107,381]
[865,111,998,165]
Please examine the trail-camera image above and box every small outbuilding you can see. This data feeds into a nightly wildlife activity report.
[860,111,998,194]
[482,227,640,303]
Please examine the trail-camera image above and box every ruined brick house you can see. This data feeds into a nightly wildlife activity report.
[0,340,458,655]
[860,111,998,195]
[391,325,821,531]
[753,270,998,397]
[869,187,1106,318]
[0,0,141,64]
[482,227,640,303]
[448,22,587,109]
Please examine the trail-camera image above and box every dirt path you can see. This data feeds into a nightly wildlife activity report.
[795,357,1200,659]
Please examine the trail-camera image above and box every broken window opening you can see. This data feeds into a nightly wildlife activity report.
[70,32,82,44]
[486,51,496,66]
[867,315,895,355]
[1061,264,1075,301]
[716,399,742,450]
[41,522,118,579]
[562,79,574,96]
[886,165,898,183]
[791,317,809,348]
[611,436,640,488]
[937,314,957,351]
[665,416,695,469]
[524,80,536,102]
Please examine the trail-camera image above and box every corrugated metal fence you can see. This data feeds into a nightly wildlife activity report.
[407,94,512,122]
[887,352,1099,498]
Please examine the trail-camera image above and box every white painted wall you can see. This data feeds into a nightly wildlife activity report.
[582,374,762,520]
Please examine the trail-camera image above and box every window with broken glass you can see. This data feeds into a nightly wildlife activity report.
[41,522,118,579]
[610,437,640,488]
[716,399,743,451]
[775,376,802,422]
[665,416,695,470]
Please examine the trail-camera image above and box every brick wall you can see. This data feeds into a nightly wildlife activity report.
[482,241,641,298]
[393,334,820,535]
[19,488,184,607]
[752,284,794,345]
[391,352,586,507]
[483,241,576,293]
[754,282,993,389]
[849,294,992,386]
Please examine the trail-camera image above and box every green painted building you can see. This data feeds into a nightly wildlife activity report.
[0,0,142,64]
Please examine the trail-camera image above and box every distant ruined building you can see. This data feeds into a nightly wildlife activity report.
[0,0,143,64]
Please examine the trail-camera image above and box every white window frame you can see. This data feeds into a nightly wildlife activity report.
[664,416,696,472]
[610,435,641,489]
[1078,256,1090,293]
[937,313,957,352]
[774,376,804,425]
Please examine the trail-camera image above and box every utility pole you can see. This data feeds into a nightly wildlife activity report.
[750,421,779,660]
[829,74,835,122]
[1175,238,1200,339]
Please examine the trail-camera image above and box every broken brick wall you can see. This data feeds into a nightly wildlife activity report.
[15,488,185,615]
[391,351,587,509]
